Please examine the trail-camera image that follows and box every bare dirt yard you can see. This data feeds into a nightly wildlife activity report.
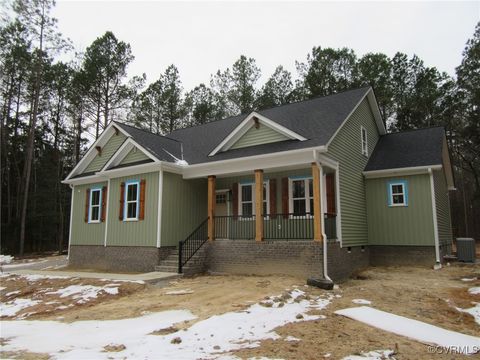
[1,263,479,359]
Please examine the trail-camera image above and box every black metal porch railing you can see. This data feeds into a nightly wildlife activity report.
[178,217,209,273]
[214,215,256,240]
[213,213,337,241]
[263,213,314,240]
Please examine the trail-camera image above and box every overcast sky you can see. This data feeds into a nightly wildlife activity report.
[53,1,480,90]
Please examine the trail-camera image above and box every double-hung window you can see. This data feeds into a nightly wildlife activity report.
[361,126,368,156]
[89,188,102,223]
[239,182,269,217]
[290,178,314,216]
[388,180,408,207]
[125,181,140,220]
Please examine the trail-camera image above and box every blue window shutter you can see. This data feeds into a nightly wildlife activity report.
[404,180,409,206]
[387,182,392,206]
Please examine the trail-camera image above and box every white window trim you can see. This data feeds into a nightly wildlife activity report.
[389,182,406,207]
[288,177,314,217]
[361,126,368,157]
[238,181,270,218]
[124,181,140,221]
[88,188,102,224]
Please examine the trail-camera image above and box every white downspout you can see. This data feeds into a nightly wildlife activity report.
[67,184,74,260]
[428,168,442,269]
[314,151,332,282]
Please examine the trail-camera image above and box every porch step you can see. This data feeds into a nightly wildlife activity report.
[155,249,180,273]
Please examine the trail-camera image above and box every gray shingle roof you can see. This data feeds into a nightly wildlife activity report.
[364,127,445,171]
[167,86,371,164]
[114,122,184,162]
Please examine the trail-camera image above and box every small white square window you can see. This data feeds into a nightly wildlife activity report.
[388,181,408,207]
[238,182,269,218]
[289,178,314,216]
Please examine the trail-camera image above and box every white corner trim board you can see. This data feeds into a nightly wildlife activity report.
[335,306,480,355]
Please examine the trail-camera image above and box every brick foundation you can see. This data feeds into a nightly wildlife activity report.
[369,245,449,266]
[204,240,324,278]
[326,242,370,282]
[68,245,175,272]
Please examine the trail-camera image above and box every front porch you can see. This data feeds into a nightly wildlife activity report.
[178,160,341,273]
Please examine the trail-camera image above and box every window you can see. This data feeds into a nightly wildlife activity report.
[388,180,408,207]
[216,193,227,204]
[124,181,140,220]
[290,178,314,216]
[361,126,368,156]
[239,182,269,217]
[89,188,102,223]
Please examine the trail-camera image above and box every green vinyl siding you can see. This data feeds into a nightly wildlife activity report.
[70,182,107,245]
[119,147,150,165]
[84,132,127,173]
[161,172,207,246]
[327,99,381,246]
[433,170,453,246]
[106,171,159,247]
[230,123,289,150]
[366,174,435,246]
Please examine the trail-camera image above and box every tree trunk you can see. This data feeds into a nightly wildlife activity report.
[19,8,45,256]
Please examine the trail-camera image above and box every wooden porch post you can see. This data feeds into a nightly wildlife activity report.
[255,169,264,242]
[312,162,323,242]
[208,175,216,241]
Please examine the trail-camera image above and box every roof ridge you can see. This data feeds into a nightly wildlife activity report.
[170,86,371,134]
[114,121,183,144]
[383,126,445,136]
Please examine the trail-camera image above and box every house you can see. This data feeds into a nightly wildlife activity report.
[63,86,454,281]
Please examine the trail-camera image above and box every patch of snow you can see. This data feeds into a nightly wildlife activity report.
[457,303,480,325]
[165,289,194,295]
[352,299,372,305]
[468,287,480,295]
[5,290,21,297]
[23,274,70,281]
[1,298,41,317]
[461,278,477,282]
[0,286,5,291]
[1,289,333,359]
[284,336,300,342]
[343,349,395,359]
[0,254,14,264]
[335,306,480,355]
[46,284,120,302]
[2,259,49,269]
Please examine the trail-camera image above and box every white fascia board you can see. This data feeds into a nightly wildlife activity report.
[64,122,131,181]
[363,165,443,179]
[184,146,327,179]
[62,174,106,186]
[98,163,162,178]
[209,112,307,156]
